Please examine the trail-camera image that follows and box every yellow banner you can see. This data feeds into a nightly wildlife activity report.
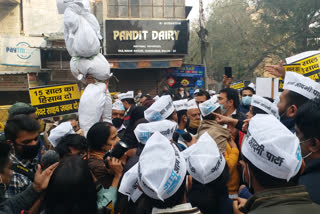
[29,84,80,106]
[279,64,302,90]
[296,54,320,75]
[230,81,245,90]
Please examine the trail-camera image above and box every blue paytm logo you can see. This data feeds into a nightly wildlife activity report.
[6,42,32,60]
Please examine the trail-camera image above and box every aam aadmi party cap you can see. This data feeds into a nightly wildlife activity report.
[118,91,134,100]
[242,114,302,181]
[251,95,279,118]
[199,95,220,117]
[134,120,177,144]
[144,95,174,122]
[284,72,320,100]
[173,99,188,112]
[112,100,125,111]
[48,121,75,147]
[138,132,187,201]
[182,132,226,184]
[187,99,198,110]
[118,163,143,203]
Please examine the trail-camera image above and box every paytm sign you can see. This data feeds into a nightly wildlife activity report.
[1,36,43,67]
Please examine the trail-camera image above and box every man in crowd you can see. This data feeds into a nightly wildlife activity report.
[218,88,246,121]
[295,98,320,204]
[195,90,210,106]
[186,99,201,135]
[173,99,189,150]
[233,114,320,214]
[175,87,188,100]
[239,87,255,114]
[119,91,136,127]
[265,63,320,132]
[55,134,88,160]
[112,100,126,137]
[4,115,41,198]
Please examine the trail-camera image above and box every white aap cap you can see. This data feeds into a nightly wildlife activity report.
[144,95,174,122]
[118,163,143,203]
[118,91,134,100]
[284,72,320,100]
[153,95,160,101]
[182,132,226,184]
[194,89,200,93]
[134,120,177,144]
[251,95,279,118]
[48,121,75,147]
[138,132,187,201]
[242,114,302,181]
[173,99,188,112]
[248,83,256,91]
[112,100,125,111]
[209,90,216,95]
[187,99,198,110]
[199,95,220,117]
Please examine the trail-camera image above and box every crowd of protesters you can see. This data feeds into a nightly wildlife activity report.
[0,62,320,214]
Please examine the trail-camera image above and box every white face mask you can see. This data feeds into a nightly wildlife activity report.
[300,139,313,159]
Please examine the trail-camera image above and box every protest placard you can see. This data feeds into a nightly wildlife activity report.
[29,84,80,118]
[279,64,302,91]
[230,81,245,90]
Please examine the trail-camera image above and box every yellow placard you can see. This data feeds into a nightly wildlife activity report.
[230,81,245,90]
[279,64,302,91]
[296,54,320,75]
[29,84,80,106]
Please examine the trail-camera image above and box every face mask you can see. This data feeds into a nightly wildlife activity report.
[15,141,41,160]
[189,120,200,129]
[112,118,124,129]
[242,96,252,106]
[220,102,228,115]
[279,106,290,121]
[300,139,313,159]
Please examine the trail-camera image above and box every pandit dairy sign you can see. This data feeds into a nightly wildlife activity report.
[29,84,80,119]
[105,20,189,55]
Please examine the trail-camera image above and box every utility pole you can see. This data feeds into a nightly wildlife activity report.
[198,0,209,90]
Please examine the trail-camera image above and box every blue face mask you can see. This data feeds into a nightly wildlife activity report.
[242,96,252,106]
[220,103,228,114]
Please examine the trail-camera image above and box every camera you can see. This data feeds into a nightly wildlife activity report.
[103,141,129,168]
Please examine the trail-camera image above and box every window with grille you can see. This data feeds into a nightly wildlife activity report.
[107,0,185,18]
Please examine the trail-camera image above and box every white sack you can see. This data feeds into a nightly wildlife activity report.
[79,82,106,136]
[64,4,101,57]
[102,90,112,124]
[57,0,90,14]
[70,53,111,83]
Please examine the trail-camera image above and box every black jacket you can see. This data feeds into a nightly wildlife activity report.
[0,185,39,214]
[298,158,320,204]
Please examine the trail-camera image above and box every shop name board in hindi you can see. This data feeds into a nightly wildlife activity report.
[29,84,80,118]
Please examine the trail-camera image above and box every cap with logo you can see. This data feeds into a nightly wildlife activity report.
[199,95,220,117]
[144,95,174,122]
[173,99,188,112]
[112,100,125,111]
[187,99,198,110]
[118,91,134,100]
[134,120,177,144]
[242,114,302,181]
[251,95,279,118]
[284,72,320,100]
[182,132,226,184]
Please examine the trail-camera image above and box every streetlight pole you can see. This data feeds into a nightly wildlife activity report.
[198,0,209,90]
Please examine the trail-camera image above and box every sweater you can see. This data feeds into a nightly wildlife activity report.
[224,143,240,195]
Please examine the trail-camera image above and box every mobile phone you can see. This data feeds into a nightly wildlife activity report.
[224,67,232,78]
